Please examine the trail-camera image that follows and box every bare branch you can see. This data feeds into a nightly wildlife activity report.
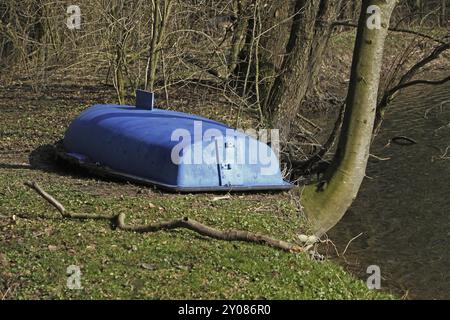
[386,75,450,93]
[373,43,450,134]
[24,181,304,253]
[332,21,448,44]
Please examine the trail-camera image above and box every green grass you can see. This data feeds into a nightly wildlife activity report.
[0,83,394,300]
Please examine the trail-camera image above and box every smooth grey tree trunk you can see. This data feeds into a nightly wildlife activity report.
[302,0,398,236]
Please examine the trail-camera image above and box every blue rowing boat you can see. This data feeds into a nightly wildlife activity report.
[58,91,292,192]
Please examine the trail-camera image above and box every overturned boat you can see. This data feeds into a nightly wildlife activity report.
[57,90,292,192]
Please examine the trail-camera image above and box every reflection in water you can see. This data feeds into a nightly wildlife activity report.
[328,82,450,299]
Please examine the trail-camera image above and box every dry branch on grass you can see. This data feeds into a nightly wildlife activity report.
[24,181,304,253]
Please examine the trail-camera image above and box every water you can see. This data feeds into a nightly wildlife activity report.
[328,82,450,299]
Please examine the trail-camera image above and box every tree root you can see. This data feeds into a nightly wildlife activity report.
[24,181,304,253]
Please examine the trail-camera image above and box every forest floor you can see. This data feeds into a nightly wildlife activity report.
[1,29,448,299]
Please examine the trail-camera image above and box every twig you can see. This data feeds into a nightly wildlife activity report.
[212,195,231,202]
[440,146,450,159]
[424,100,450,119]
[24,181,304,253]
[332,21,447,44]
[434,122,450,136]
[24,181,112,220]
[342,232,363,256]
[292,102,346,171]
[1,287,11,300]
[369,154,391,161]
[317,234,340,257]
[298,114,323,132]
[385,76,450,94]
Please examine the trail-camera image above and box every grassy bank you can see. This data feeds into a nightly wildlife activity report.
[0,81,394,299]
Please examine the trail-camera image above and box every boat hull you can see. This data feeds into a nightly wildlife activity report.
[61,104,292,192]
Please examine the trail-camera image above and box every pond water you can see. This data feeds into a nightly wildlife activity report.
[328,81,450,299]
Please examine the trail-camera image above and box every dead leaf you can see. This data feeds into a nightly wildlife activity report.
[48,245,58,252]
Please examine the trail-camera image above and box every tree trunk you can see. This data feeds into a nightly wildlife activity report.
[264,0,338,142]
[232,0,337,131]
[228,0,250,77]
[258,0,294,71]
[301,0,397,236]
[257,0,294,107]
[441,0,447,27]
[416,0,424,19]
[232,0,293,99]
[146,0,173,92]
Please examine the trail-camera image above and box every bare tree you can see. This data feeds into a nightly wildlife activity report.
[264,0,340,142]
[145,0,174,92]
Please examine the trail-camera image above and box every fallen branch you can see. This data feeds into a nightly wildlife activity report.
[24,181,112,220]
[24,181,304,253]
